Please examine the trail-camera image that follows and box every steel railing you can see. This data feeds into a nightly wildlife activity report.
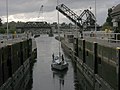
[0,33,32,40]
[82,31,120,42]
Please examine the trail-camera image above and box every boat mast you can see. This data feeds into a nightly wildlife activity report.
[57,0,61,57]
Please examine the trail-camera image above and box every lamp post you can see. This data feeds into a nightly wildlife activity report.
[6,0,9,38]
[94,0,97,36]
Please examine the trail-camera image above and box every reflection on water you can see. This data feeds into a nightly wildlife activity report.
[52,68,68,90]
[30,34,81,90]
[73,62,81,90]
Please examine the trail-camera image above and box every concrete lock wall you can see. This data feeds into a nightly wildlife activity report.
[97,45,117,90]
[0,48,3,87]
[0,39,32,88]
[76,38,118,90]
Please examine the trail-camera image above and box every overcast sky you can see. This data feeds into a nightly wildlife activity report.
[0,0,120,25]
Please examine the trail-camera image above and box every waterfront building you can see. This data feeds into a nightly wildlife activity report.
[111,4,120,32]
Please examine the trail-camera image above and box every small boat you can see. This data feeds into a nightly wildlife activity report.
[48,28,54,37]
[51,54,68,70]
[51,0,68,71]
[48,33,54,37]
[34,34,40,38]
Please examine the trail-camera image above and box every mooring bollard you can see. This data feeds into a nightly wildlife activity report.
[8,44,12,77]
[94,42,98,74]
[83,39,85,63]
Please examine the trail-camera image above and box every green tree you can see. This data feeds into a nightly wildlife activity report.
[9,21,17,34]
[102,8,113,31]
[0,18,5,34]
[51,22,57,29]
[0,27,5,34]
[68,23,73,28]
[102,22,112,31]
[0,18,2,27]
[106,8,113,26]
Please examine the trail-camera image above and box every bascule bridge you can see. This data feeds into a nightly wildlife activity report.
[56,4,101,32]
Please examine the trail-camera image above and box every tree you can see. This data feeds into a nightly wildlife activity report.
[0,18,5,34]
[0,18,2,27]
[0,27,5,34]
[102,8,113,31]
[68,23,73,28]
[102,22,112,31]
[51,22,58,29]
[106,8,113,26]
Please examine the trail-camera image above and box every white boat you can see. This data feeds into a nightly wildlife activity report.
[51,55,68,70]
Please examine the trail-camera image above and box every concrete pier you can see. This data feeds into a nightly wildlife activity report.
[61,35,119,90]
[0,36,37,90]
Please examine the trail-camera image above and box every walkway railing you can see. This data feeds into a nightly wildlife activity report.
[0,33,32,47]
[82,31,120,43]
[0,33,31,41]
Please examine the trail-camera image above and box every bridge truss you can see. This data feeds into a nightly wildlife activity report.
[56,4,97,31]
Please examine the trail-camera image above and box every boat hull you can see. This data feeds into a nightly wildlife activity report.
[51,63,68,70]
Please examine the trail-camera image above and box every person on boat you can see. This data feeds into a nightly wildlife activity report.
[52,53,54,62]
[62,54,64,63]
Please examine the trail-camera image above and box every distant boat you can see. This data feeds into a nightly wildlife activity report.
[48,33,54,37]
[48,29,54,37]
[51,54,68,70]
[34,34,40,38]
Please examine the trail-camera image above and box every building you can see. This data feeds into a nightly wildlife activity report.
[111,4,120,32]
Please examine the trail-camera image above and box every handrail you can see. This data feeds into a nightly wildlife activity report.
[0,33,31,41]
[82,31,120,42]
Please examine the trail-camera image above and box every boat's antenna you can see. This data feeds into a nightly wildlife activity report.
[57,0,61,57]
